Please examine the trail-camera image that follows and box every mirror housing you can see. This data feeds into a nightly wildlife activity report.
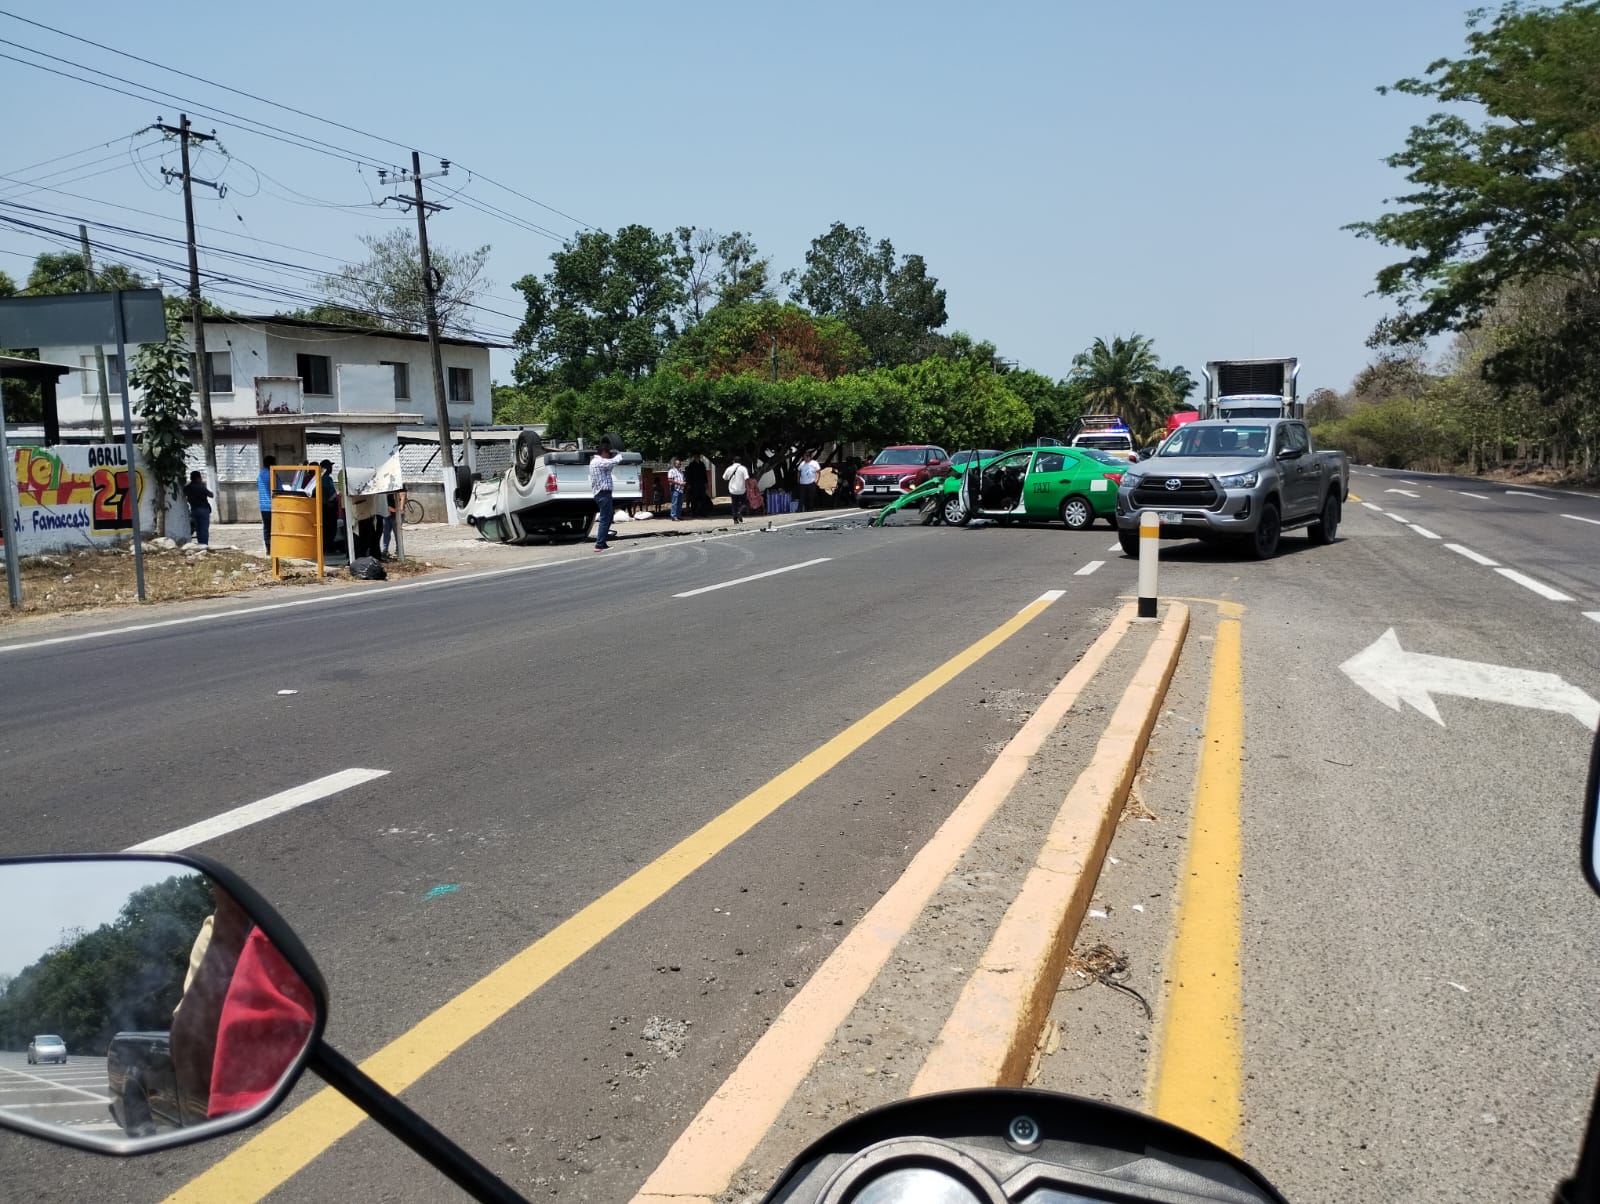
[0,853,327,1157]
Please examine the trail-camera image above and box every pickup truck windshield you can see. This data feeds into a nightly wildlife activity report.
[1160,424,1272,457]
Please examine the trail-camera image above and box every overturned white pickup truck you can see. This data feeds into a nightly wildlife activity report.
[460,430,643,544]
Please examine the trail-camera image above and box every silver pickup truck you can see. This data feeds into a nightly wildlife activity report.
[461,430,642,544]
[1115,418,1348,559]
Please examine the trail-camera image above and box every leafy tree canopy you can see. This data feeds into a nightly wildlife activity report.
[791,221,948,367]
[317,229,490,336]
[1070,334,1180,440]
[673,227,772,322]
[665,300,867,381]
[25,251,145,295]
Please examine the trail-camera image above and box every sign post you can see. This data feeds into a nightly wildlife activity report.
[0,377,21,608]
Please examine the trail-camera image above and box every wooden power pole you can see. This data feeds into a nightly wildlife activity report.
[382,153,454,471]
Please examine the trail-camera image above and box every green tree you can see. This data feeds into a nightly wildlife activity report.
[513,225,686,392]
[25,251,145,295]
[873,354,1033,451]
[1160,365,1198,408]
[665,300,867,381]
[0,269,16,297]
[317,229,491,335]
[1070,334,1176,440]
[791,222,948,367]
[1005,370,1087,441]
[128,313,197,536]
[673,227,772,322]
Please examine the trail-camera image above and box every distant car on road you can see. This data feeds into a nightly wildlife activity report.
[27,1034,66,1064]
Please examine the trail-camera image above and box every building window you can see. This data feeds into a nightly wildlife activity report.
[190,350,233,393]
[79,353,123,395]
[381,360,410,400]
[297,353,332,396]
[447,366,473,403]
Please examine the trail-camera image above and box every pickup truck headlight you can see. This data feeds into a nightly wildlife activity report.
[1217,470,1258,489]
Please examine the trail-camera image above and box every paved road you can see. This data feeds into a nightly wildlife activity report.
[0,1054,116,1136]
[1,481,1597,1203]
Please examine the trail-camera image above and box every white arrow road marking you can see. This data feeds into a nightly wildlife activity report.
[1459,492,1491,501]
[673,557,832,598]
[1341,629,1598,730]
[1495,568,1574,602]
[126,768,390,852]
[1386,489,1420,498]
[1562,513,1600,527]
[1446,543,1499,567]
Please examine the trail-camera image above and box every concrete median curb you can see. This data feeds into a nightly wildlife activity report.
[911,601,1190,1093]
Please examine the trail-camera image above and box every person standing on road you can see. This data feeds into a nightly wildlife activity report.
[723,454,750,524]
[589,438,625,551]
[685,453,709,518]
[796,451,821,512]
[184,470,213,547]
[257,456,275,552]
[381,489,405,559]
[318,460,339,554]
[667,458,686,521]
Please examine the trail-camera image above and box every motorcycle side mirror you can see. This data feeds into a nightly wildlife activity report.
[1584,728,1600,898]
[0,853,325,1156]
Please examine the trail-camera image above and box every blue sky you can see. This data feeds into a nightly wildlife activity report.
[0,0,1486,395]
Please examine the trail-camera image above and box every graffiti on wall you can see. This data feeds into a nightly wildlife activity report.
[4,444,151,554]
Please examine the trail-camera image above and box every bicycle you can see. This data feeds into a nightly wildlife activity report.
[401,497,425,525]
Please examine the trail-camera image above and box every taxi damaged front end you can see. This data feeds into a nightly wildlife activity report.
[871,476,949,526]
[1114,466,1263,535]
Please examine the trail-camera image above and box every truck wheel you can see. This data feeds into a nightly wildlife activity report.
[1059,495,1094,530]
[513,430,544,486]
[452,465,475,508]
[1249,501,1281,559]
[942,495,970,526]
[1118,527,1140,558]
[122,1078,156,1138]
[1309,491,1341,544]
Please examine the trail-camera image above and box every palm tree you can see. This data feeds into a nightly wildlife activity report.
[1161,365,1198,409]
[1069,335,1176,440]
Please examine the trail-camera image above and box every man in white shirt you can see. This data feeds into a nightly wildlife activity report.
[796,452,821,512]
[589,438,624,550]
[667,458,686,521]
[723,454,750,525]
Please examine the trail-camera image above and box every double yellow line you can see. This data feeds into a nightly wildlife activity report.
[167,592,1063,1202]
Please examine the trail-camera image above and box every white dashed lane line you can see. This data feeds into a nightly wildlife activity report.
[1563,514,1600,527]
[1495,568,1575,603]
[1446,543,1500,567]
[1074,561,1104,577]
[1386,512,1411,523]
[1408,525,1441,540]
[126,767,390,852]
[1363,502,1383,512]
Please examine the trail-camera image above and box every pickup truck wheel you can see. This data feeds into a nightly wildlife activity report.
[513,430,544,486]
[122,1079,156,1138]
[452,465,475,508]
[942,495,970,526]
[1309,491,1341,544]
[1249,501,1282,559]
[1059,495,1094,530]
[1118,527,1140,558]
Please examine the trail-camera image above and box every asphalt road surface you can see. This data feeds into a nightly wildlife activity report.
[0,487,1597,1203]
[0,1054,116,1136]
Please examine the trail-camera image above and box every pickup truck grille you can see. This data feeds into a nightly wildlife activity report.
[1132,477,1219,509]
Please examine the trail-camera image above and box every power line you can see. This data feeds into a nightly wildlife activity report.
[451,165,598,232]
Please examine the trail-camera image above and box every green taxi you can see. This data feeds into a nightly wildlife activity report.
[874,446,1128,529]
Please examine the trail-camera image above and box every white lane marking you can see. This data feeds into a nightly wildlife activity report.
[0,515,845,657]
[1107,541,1123,553]
[1446,543,1500,567]
[1494,568,1574,602]
[1363,502,1383,512]
[1074,561,1104,577]
[1505,490,1552,500]
[1408,525,1442,539]
[1386,488,1420,498]
[0,1068,111,1103]
[126,768,389,852]
[673,557,832,599]
[0,1098,113,1109]
[1459,492,1491,501]
[1586,612,1600,625]
[1562,513,1600,527]
[1037,589,1067,602]
[1386,512,1411,523]
[1398,480,1419,486]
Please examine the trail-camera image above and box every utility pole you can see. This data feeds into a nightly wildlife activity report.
[78,224,113,440]
[381,153,453,471]
[156,115,223,494]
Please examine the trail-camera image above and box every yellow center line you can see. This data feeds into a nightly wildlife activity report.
[166,592,1063,1203]
[1349,492,1363,503]
[1149,615,1244,1151]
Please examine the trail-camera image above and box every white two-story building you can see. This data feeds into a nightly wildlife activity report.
[44,313,499,432]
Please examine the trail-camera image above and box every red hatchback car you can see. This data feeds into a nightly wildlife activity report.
[854,445,951,508]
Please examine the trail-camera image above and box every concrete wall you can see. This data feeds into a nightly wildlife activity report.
[43,320,494,428]
[4,442,162,555]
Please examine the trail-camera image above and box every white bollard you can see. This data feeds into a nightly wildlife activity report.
[1138,512,1159,619]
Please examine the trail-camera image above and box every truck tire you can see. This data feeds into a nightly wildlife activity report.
[1059,495,1094,530]
[1118,527,1140,558]
[513,430,544,486]
[1248,501,1281,559]
[601,431,625,454]
[1308,490,1340,544]
[452,465,475,508]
